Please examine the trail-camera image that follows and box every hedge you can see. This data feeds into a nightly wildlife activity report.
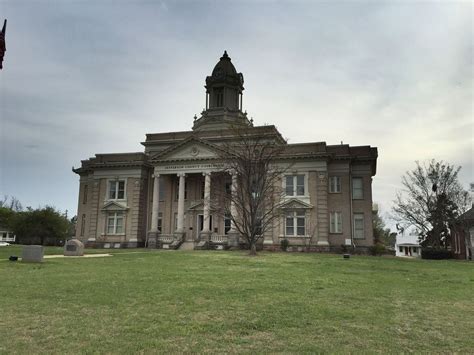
[421,248,453,260]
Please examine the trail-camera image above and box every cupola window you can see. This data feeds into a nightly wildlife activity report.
[214,88,224,107]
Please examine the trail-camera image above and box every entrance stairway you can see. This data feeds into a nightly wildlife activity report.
[158,234,183,250]
[169,238,184,250]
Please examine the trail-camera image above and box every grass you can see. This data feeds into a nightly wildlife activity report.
[0,246,473,353]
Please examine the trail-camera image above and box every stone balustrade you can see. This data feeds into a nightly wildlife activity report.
[158,234,175,243]
[210,235,228,244]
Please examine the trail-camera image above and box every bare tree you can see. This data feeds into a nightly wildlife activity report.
[213,128,289,255]
[393,160,471,247]
[0,195,22,212]
[301,218,318,252]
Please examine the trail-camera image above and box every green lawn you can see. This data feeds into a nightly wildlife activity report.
[0,246,472,353]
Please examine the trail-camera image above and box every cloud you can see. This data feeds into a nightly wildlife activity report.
[0,0,472,224]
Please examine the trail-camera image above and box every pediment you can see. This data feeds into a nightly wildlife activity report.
[279,198,313,210]
[187,201,204,211]
[101,201,129,211]
[151,137,223,162]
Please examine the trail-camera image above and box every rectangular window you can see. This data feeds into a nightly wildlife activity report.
[399,246,403,253]
[108,180,125,200]
[117,181,125,199]
[224,214,231,235]
[353,213,364,239]
[352,177,363,199]
[116,214,124,234]
[83,185,88,204]
[285,211,306,236]
[285,175,305,196]
[158,212,162,233]
[286,214,294,235]
[330,212,342,233]
[296,175,305,195]
[107,216,115,234]
[80,214,86,236]
[329,176,341,193]
[296,211,305,236]
[215,88,224,107]
[106,212,124,234]
[108,182,116,199]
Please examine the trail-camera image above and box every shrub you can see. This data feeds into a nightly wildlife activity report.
[280,238,289,251]
[369,243,386,256]
[421,248,453,260]
[340,244,348,253]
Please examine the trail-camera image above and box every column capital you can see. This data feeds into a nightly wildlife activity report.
[202,172,211,177]
[152,173,160,179]
[177,172,186,177]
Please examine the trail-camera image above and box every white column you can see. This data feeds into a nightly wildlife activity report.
[202,172,211,233]
[150,174,160,233]
[176,173,186,233]
[230,172,237,232]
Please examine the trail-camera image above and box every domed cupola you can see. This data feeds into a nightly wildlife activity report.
[193,51,250,131]
[211,51,238,77]
[205,51,244,111]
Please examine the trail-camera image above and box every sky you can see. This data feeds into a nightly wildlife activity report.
[0,0,472,227]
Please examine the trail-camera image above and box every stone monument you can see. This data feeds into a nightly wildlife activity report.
[64,239,84,256]
[22,245,44,263]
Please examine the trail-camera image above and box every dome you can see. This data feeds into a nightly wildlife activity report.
[211,51,238,77]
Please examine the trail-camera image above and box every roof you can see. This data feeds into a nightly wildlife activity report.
[211,51,237,77]
[457,206,474,225]
[206,51,244,89]
[396,232,420,246]
[72,152,150,175]
[143,125,287,146]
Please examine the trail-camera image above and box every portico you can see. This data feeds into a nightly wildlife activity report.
[147,164,239,249]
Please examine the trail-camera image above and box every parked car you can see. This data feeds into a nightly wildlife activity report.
[0,241,11,247]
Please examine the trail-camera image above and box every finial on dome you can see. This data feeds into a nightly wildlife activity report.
[221,50,229,60]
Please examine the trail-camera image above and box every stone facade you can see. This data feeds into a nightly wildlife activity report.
[73,52,378,251]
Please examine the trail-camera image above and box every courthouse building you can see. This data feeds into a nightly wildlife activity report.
[73,52,378,251]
